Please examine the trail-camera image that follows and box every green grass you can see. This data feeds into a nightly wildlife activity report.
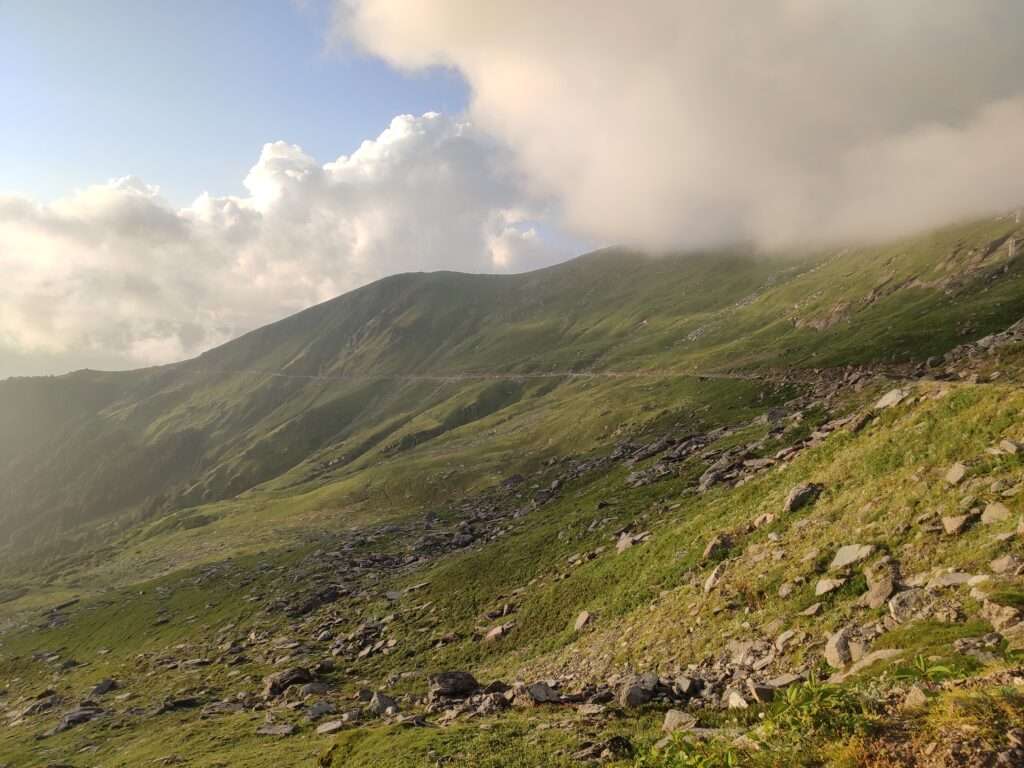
[4,216,1024,765]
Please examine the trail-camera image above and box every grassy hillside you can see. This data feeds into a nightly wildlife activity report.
[2,215,1024,767]
[2,216,1021,560]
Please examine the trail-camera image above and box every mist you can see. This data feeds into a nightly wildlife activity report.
[340,0,1024,249]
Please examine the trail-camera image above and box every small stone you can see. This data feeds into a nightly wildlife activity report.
[90,679,117,697]
[765,673,802,689]
[428,671,480,699]
[368,692,398,716]
[800,602,822,616]
[902,685,928,709]
[874,388,908,410]
[783,483,823,513]
[746,680,775,703]
[830,544,875,571]
[991,555,1022,575]
[662,709,697,733]
[574,611,593,632]
[945,463,968,486]
[523,682,562,705]
[815,577,846,596]
[825,627,854,669]
[889,588,930,623]
[618,677,655,708]
[704,562,726,593]
[928,571,973,588]
[982,502,1011,525]
[725,689,749,709]
[942,514,975,535]
[316,720,345,735]
[999,439,1021,455]
[702,533,732,561]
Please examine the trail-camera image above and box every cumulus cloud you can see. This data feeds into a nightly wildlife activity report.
[339,0,1024,249]
[0,113,564,375]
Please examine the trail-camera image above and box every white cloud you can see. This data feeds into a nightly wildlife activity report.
[339,0,1024,249]
[0,113,565,376]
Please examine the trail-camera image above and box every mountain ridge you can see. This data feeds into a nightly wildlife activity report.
[2,218,1022,558]
[3,215,1024,766]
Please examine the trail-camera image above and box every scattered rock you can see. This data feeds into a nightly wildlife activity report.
[574,611,593,632]
[263,667,312,699]
[90,678,117,697]
[874,388,908,410]
[520,681,562,705]
[662,709,697,733]
[982,502,1011,525]
[945,463,968,486]
[902,685,928,710]
[725,689,749,709]
[428,671,480,699]
[830,544,875,571]
[316,720,345,735]
[824,627,854,669]
[863,557,899,609]
[783,483,823,513]
[48,705,104,735]
[942,513,976,536]
[928,571,974,589]
[991,554,1023,575]
[815,577,846,596]
[618,675,657,708]
[704,562,727,593]
[368,692,398,716]
[702,533,732,561]
[889,588,930,623]
[256,723,296,737]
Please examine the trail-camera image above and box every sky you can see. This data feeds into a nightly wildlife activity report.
[1,0,468,205]
[3,1,1024,378]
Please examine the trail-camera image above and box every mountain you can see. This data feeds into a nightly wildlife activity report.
[2,214,1024,767]
[3,219,1020,557]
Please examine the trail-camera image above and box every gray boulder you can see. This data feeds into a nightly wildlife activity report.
[783,483,823,513]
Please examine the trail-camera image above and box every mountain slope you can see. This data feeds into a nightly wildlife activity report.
[1,217,1022,561]
[2,215,1024,767]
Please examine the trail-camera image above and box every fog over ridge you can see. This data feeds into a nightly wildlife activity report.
[340,0,1024,248]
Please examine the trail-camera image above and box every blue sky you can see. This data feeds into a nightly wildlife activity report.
[0,0,469,204]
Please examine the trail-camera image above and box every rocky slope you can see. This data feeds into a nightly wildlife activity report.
[2,216,1024,767]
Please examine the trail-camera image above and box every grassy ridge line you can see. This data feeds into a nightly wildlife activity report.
[1,215,1020,557]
